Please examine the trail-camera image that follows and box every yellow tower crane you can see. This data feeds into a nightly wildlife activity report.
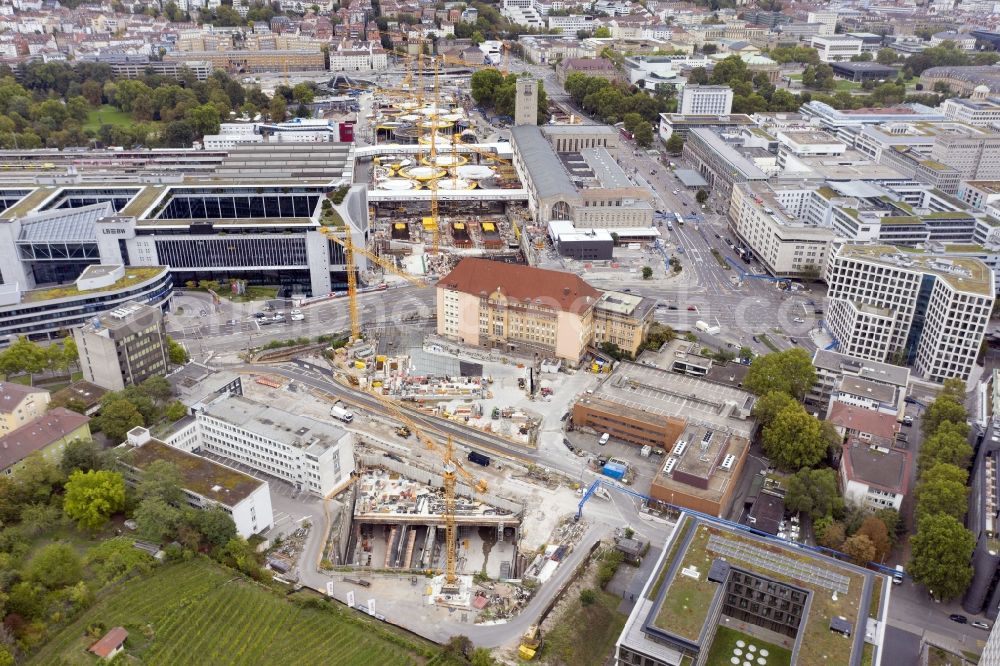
[328,377,487,590]
[318,226,426,341]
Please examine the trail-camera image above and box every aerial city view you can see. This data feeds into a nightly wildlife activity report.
[8,0,1000,665]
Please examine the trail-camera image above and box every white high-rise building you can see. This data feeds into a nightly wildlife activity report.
[677,85,734,115]
[825,244,995,383]
[810,35,863,62]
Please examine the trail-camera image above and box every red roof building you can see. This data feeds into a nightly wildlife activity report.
[89,627,128,660]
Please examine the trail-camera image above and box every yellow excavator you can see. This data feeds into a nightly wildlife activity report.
[518,625,542,660]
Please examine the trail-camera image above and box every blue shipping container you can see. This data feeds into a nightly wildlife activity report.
[603,462,626,480]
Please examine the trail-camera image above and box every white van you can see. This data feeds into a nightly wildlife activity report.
[892,565,904,585]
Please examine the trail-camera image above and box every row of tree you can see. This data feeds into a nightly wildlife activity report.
[563,72,669,128]
[908,380,977,601]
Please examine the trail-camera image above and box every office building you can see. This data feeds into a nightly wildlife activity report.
[728,181,834,278]
[809,349,910,416]
[930,132,1000,181]
[941,94,1000,127]
[0,408,91,476]
[163,49,326,74]
[591,290,655,358]
[806,10,839,35]
[572,361,755,453]
[615,514,887,666]
[683,128,769,202]
[437,258,601,363]
[122,428,273,538]
[825,244,994,383]
[810,35,863,62]
[178,395,356,497]
[74,301,169,391]
[0,382,50,434]
[963,370,1000,619]
[677,85,733,115]
[657,113,755,141]
[960,181,1000,210]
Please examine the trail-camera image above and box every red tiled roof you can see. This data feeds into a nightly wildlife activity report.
[0,408,90,471]
[828,402,898,440]
[437,258,602,315]
[89,627,128,658]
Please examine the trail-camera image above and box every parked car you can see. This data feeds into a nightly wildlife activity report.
[563,438,575,452]
[950,614,968,624]
[668,305,678,310]
[903,416,914,426]
[972,620,991,630]
[789,338,798,344]
[599,433,610,445]
[793,317,804,324]
[687,306,696,311]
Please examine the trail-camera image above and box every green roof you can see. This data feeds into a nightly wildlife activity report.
[924,211,974,220]
[879,216,921,226]
[920,159,951,171]
[120,185,167,218]
[817,186,838,200]
[1,187,55,218]
[127,439,262,504]
[22,266,167,303]
[944,243,986,253]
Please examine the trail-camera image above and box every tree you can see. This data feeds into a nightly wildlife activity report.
[922,396,968,438]
[876,48,897,65]
[195,506,238,548]
[63,469,126,530]
[594,26,611,38]
[842,533,876,565]
[269,94,286,122]
[60,438,102,475]
[292,83,315,105]
[918,423,972,473]
[165,401,188,422]
[135,498,182,543]
[762,404,826,470]
[783,468,843,519]
[817,520,846,549]
[94,398,144,444]
[909,513,975,600]
[915,463,969,521]
[940,377,967,402]
[136,459,184,505]
[641,266,653,280]
[579,588,597,606]
[752,391,796,428]
[25,543,83,588]
[632,121,653,147]
[665,133,684,155]
[744,347,816,400]
[695,190,708,204]
[856,516,892,562]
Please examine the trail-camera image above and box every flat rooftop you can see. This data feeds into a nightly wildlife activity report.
[590,361,755,436]
[837,244,994,296]
[21,266,168,304]
[813,348,911,387]
[652,425,749,504]
[126,438,264,506]
[201,394,348,456]
[595,290,654,318]
[633,515,878,666]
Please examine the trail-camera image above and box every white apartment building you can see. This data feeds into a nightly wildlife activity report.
[181,395,356,497]
[124,428,273,538]
[328,43,388,71]
[806,11,839,36]
[825,244,995,382]
[840,442,908,512]
[677,85,734,115]
[547,14,595,33]
[729,181,835,277]
[810,35,863,62]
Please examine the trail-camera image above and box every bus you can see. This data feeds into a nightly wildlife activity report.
[675,212,684,225]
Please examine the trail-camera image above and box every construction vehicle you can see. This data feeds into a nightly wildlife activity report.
[518,625,542,660]
[395,425,412,438]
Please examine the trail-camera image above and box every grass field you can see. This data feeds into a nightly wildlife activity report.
[541,587,628,666]
[83,105,137,131]
[29,558,433,666]
[704,626,791,666]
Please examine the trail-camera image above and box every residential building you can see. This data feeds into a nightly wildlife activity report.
[0,408,91,476]
[825,244,994,382]
[839,437,910,511]
[728,181,834,278]
[591,290,655,358]
[0,382,50,434]
[436,258,601,363]
[182,394,356,497]
[74,301,169,391]
[122,428,273,538]
[615,514,887,666]
[828,401,900,443]
[810,35,863,62]
[677,85,733,115]
[809,349,911,416]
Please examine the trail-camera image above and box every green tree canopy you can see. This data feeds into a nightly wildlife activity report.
[665,133,684,154]
[752,390,796,428]
[922,396,968,437]
[783,467,843,520]
[842,533,876,565]
[915,463,969,521]
[762,403,826,470]
[594,26,611,38]
[136,459,184,505]
[917,422,972,473]
[60,438,102,475]
[63,469,126,531]
[135,497,183,543]
[25,542,83,589]
[94,398,144,444]
[909,513,975,600]
[744,347,816,399]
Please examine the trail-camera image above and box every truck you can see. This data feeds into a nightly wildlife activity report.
[467,451,491,467]
[695,320,722,335]
[330,404,354,423]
